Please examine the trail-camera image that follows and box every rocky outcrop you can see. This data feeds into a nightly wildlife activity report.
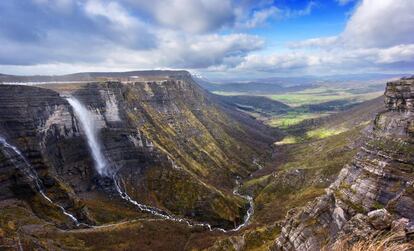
[274,78,414,250]
[0,85,95,226]
[57,79,261,228]
[0,72,274,231]
[385,77,414,111]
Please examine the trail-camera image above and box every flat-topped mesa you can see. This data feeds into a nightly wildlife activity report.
[384,77,414,111]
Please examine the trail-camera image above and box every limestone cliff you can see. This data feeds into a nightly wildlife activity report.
[274,77,414,250]
[0,71,274,239]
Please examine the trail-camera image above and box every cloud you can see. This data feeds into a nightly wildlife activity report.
[0,0,412,76]
[123,0,236,33]
[237,1,317,29]
[289,36,339,49]
[341,0,414,48]
[236,0,414,75]
[241,6,281,29]
[0,0,265,71]
[82,0,156,49]
[104,32,264,69]
[234,44,414,74]
[289,0,414,50]
[376,44,414,64]
[0,32,264,75]
[283,1,317,18]
[336,0,356,5]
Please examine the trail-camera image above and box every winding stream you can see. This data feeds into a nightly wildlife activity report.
[0,136,81,226]
[45,96,255,232]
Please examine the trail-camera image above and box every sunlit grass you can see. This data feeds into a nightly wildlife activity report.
[306,128,347,139]
[214,86,383,108]
[274,128,347,145]
[266,112,328,128]
[274,136,298,145]
[268,88,383,107]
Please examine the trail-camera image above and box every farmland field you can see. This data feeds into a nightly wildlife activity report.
[214,84,384,133]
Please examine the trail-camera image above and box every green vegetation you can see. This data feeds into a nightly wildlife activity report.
[215,84,382,137]
[269,86,382,107]
[244,126,363,227]
[215,86,382,107]
[306,128,347,139]
[266,111,327,128]
[275,128,347,145]
[274,136,298,145]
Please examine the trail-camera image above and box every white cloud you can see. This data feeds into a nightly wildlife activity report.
[1,0,413,76]
[286,1,316,18]
[233,44,414,74]
[376,44,414,64]
[291,0,414,50]
[240,0,414,74]
[82,0,156,49]
[237,52,315,71]
[124,0,236,33]
[105,32,264,69]
[241,6,280,29]
[289,36,339,49]
[342,0,414,48]
[84,0,136,28]
[235,1,317,30]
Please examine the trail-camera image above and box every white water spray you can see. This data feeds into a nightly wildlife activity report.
[0,136,80,225]
[66,97,108,176]
[65,97,253,232]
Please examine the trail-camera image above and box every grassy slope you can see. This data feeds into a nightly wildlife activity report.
[203,127,364,250]
[214,85,384,130]
[204,95,383,250]
[267,86,382,107]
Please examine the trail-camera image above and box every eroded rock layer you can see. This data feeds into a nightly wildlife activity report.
[274,78,414,250]
[0,72,274,237]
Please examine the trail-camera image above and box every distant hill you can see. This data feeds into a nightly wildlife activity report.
[0,70,191,83]
[196,80,314,94]
[213,94,290,114]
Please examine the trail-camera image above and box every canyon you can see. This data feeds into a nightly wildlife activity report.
[0,72,413,250]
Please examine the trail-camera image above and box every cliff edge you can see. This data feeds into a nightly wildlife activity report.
[274,77,414,250]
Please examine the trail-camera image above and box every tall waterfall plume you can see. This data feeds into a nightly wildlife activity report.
[66,97,108,176]
[64,96,253,232]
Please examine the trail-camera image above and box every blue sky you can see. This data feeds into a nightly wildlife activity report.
[0,0,413,79]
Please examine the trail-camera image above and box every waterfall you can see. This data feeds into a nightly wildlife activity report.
[0,136,81,225]
[66,97,108,176]
[65,97,253,232]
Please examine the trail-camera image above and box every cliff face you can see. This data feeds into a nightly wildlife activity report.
[0,72,273,235]
[0,85,95,226]
[274,78,414,250]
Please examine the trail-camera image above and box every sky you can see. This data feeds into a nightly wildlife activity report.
[0,0,413,79]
